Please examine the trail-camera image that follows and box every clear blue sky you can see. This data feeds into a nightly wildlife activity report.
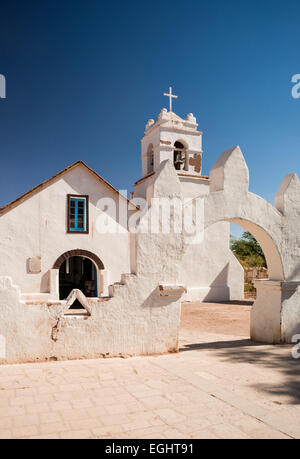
[0,0,299,237]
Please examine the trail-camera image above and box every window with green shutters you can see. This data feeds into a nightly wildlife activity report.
[67,195,89,233]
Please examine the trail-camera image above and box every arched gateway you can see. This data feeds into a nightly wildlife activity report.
[200,146,300,344]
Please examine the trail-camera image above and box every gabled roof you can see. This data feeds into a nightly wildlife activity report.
[0,160,136,215]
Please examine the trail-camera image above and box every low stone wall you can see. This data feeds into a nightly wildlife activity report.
[0,277,184,364]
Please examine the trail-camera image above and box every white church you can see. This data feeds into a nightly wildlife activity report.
[0,89,243,311]
[6,88,300,363]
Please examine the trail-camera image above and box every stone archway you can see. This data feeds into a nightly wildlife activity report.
[199,146,300,344]
[53,249,104,271]
[204,213,284,282]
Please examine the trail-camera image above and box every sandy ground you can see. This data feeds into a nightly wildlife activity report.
[181,301,252,337]
[0,301,299,439]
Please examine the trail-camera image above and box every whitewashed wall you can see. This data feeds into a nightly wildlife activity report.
[0,164,131,294]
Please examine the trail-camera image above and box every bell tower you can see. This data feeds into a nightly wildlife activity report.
[141,88,203,178]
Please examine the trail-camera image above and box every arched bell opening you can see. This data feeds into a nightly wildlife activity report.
[173,141,188,171]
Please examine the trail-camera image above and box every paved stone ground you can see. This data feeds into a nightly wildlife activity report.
[0,302,299,439]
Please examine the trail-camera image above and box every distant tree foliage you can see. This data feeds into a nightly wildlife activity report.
[230,231,267,269]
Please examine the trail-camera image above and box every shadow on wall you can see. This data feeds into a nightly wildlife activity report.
[26,257,51,293]
[203,263,230,302]
[141,286,183,309]
[180,339,300,405]
[40,271,50,293]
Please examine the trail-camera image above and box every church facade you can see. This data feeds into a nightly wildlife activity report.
[0,100,250,364]
[1,91,299,364]
[0,107,243,308]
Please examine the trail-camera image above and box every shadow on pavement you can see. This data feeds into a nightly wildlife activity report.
[180,339,300,404]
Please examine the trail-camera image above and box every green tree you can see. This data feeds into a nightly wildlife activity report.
[230,231,266,269]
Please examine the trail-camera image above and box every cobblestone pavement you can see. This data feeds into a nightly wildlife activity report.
[0,303,299,439]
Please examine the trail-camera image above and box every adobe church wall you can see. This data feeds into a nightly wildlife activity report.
[178,172,244,302]
[180,221,244,302]
[0,165,131,295]
[133,174,155,201]
[134,163,245,302]
[178,177,209,199]
[0,160,186,364]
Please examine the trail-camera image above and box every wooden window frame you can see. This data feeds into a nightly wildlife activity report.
[67,194,89,234]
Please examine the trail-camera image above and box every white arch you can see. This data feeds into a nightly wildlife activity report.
[203,191,284,280]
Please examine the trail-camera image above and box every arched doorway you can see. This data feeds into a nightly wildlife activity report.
[180,221,270,343]
[200,171,286,342]
[59,256,98,301]
[230,224,268,300]
[213,217,284,281]
[53,250,104,307]
[180,167,286,343]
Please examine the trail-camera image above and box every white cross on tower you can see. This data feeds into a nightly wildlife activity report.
[163,86,178,113]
